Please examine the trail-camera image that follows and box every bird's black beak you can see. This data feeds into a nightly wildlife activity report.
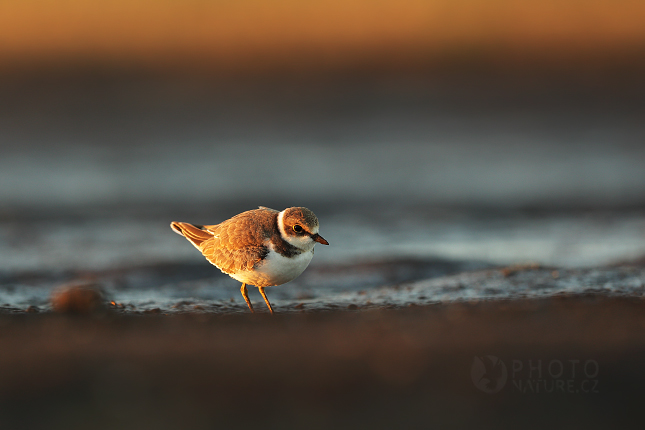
[311,233,329,245]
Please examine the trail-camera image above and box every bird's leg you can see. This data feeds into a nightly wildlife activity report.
[258,287,274,314]
[240,283,254,313]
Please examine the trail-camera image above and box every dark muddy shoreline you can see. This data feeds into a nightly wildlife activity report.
[1,295,644,429]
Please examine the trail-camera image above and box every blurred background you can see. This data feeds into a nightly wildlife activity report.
[1,0,645,275]
[2,2,645,429]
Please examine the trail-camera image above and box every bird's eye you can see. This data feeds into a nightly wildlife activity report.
[293,224,303,233]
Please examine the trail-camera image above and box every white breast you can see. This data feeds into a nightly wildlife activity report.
[229,246,314,287]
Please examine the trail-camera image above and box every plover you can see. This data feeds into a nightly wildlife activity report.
[171,207,328,314]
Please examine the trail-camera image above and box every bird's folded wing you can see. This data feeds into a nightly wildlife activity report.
[200,239,268,274]
[190,208,277,274]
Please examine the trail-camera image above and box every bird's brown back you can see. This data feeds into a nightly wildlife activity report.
[172,207,280,274]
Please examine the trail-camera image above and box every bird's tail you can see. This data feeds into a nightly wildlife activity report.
[170,221,213,249]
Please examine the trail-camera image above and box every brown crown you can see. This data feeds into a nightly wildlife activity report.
[282,207,319,233]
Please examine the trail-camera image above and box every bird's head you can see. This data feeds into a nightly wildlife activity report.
[278,207,329,250]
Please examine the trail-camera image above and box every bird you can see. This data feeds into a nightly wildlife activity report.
[170,206,328,314]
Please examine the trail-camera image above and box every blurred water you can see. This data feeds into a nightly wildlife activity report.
[1,76,644,208]
[2,208,645,273]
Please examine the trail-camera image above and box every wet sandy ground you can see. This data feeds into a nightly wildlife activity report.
[2,259,645,315]
[1,252,644,428]
[1,295,644,429]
